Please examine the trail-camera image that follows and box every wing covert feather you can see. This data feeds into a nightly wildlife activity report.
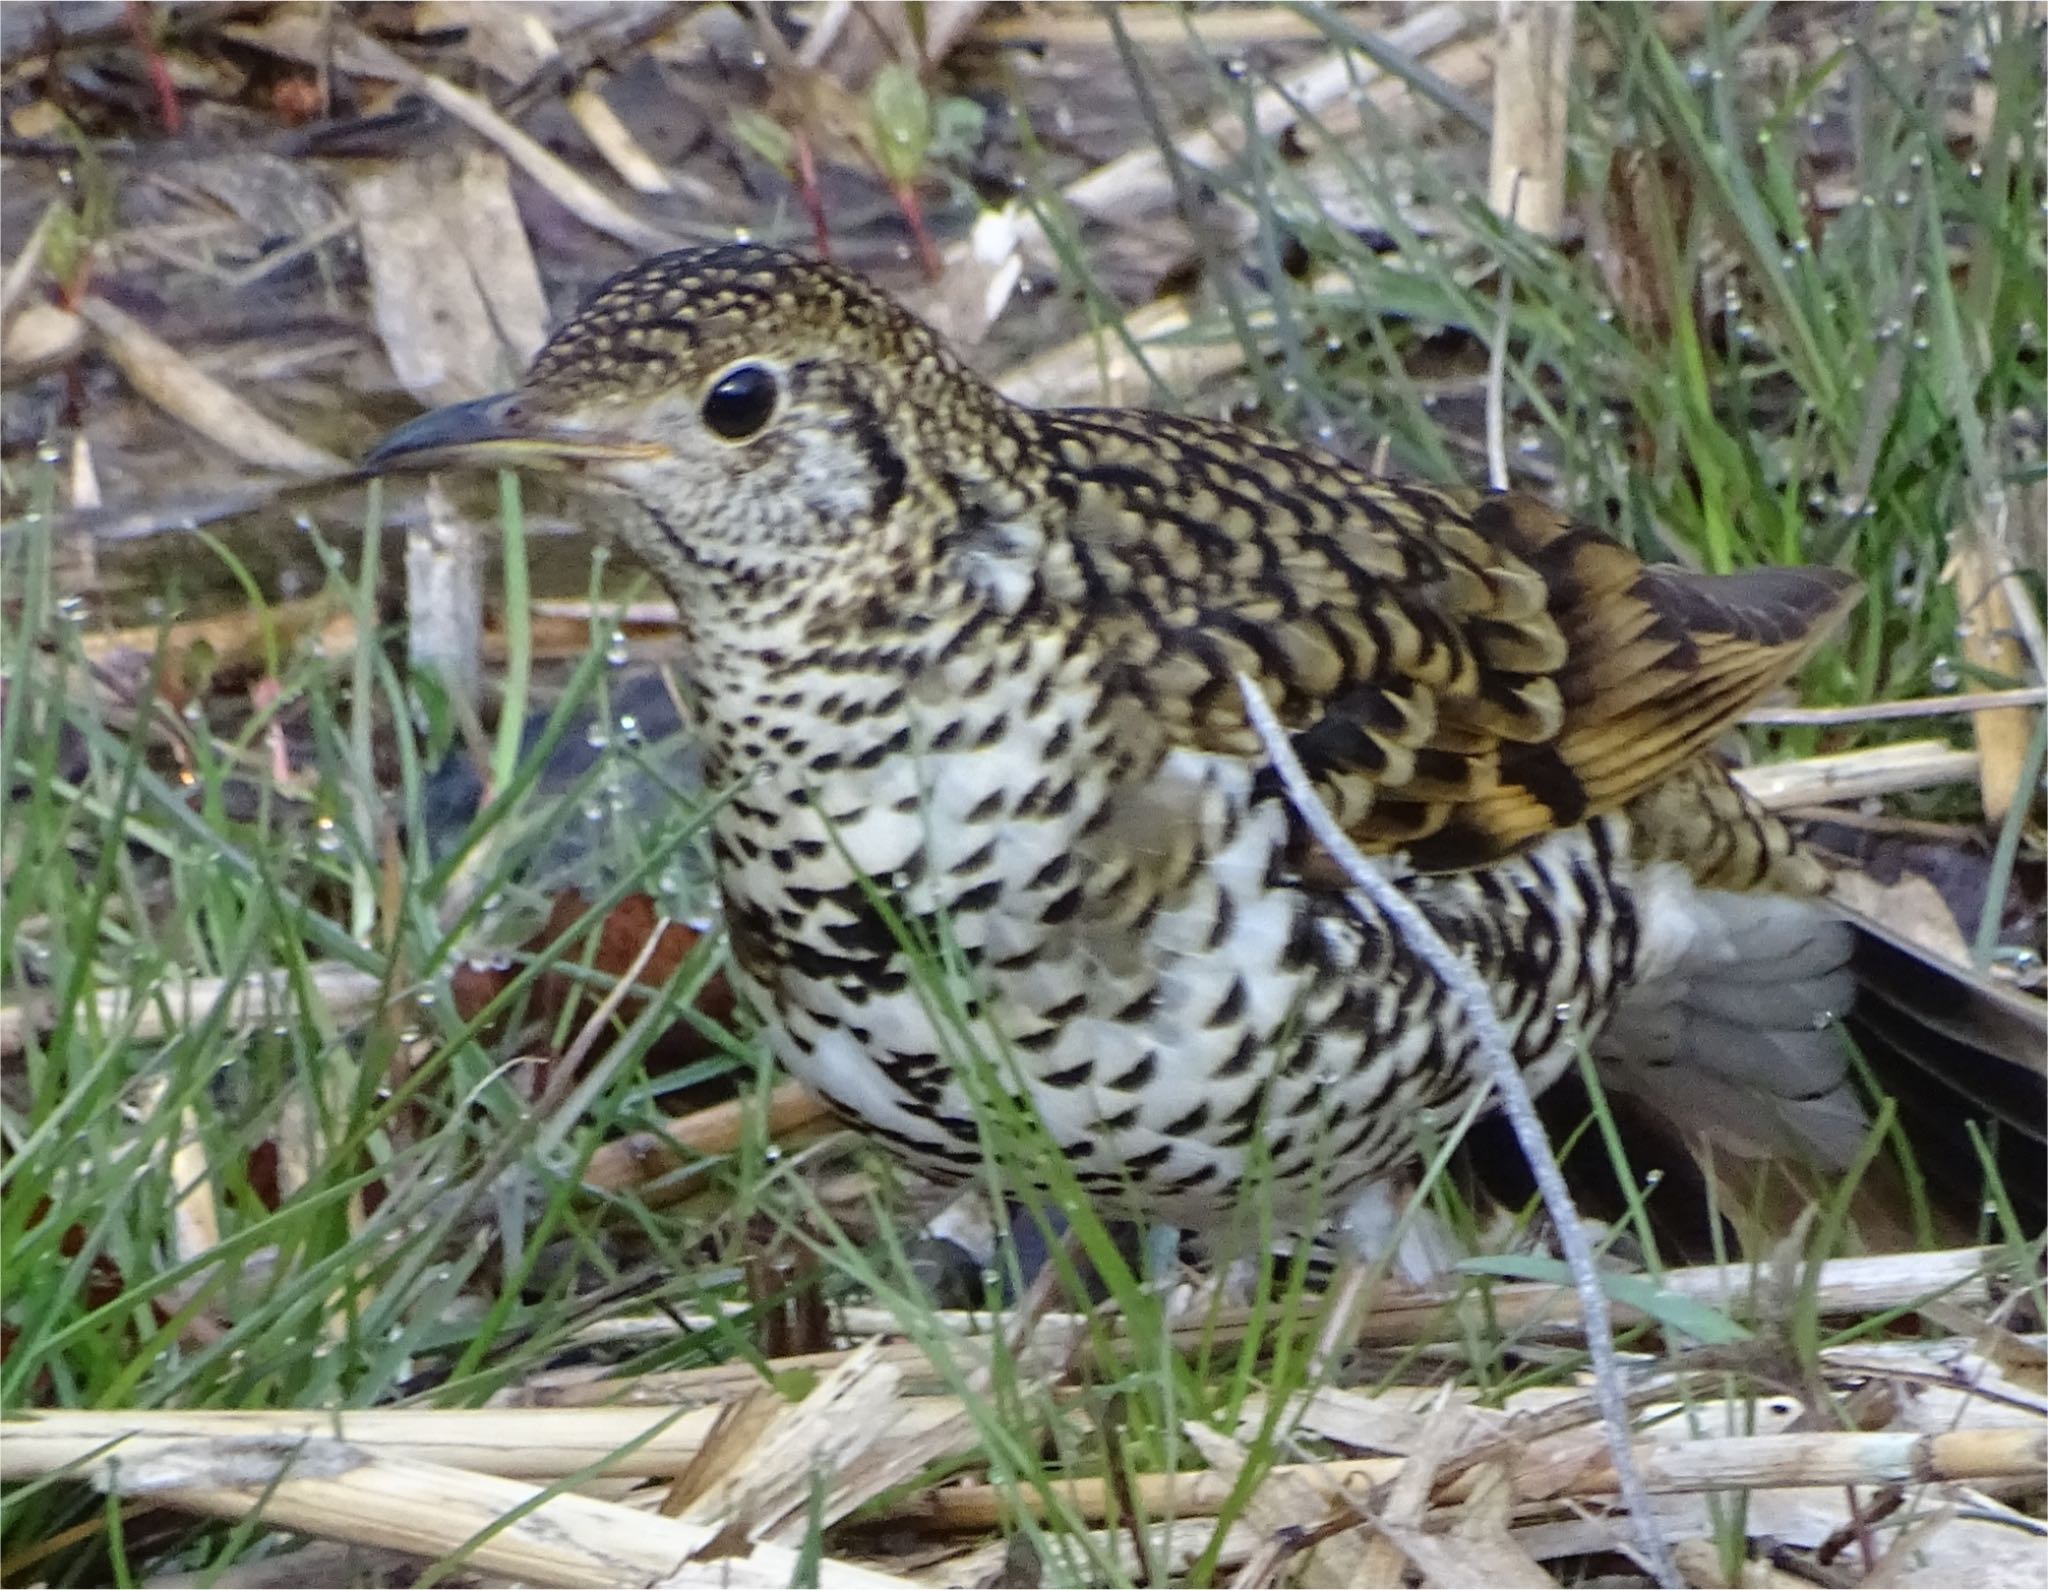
[1032,410,1859,870]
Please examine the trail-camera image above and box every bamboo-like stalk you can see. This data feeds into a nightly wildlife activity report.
[1732,739,1982,808]
[1489,2,1576,238]
[0,962,389,1059]
[1948,521,2043,824]
[894,1425,2046,1531]
[22,1437,911,1589]
[15,1323,2027,1492]
[1744,685,2045,725]
[0,1398,954,1486]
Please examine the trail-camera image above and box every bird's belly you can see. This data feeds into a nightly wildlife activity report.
[722,721,1636,1228]
[736,759,1370,1221]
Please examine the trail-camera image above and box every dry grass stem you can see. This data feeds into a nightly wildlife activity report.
[0,200,58,326]
[893,1425,2046,1532]
[568,83,680,195]
[335,23,685,255]
[1744,685,2045,725]
[78,297,345,475]
[581,1079,837,1192]
[1947,522,2042,824]
[1489,2,1576,239]
[1234,670,1679,1585]
[0,963,389,1059]
[1732,739,1983,808]
[406,475,486,709]
[1,1403,962,1484]
[19,1316,2028,1490]
[56,1437,913,1589]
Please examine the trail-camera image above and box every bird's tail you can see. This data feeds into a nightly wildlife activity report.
[1596,872,1868,1169]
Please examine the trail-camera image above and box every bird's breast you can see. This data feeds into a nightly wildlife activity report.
[706,626,1131,984]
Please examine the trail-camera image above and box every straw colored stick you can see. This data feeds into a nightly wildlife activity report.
[335,25,683,255]
[1746,686,2045,725]
[532,1247,2005,1410]
[0,963,388,1059]
[79,298,345,476]
[1489,2,1576,238]
[44,1437,910,1589]
[1948,523,2043,824]
[582,1079,836,1191]
[1,1401,968,1486]
[896,1425,2046,1531]
[1732,740,1981,808]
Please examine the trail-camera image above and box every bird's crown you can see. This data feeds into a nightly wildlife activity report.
[525,243,967,406]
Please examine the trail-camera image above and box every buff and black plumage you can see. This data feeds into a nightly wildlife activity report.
[369,244,1871,1237]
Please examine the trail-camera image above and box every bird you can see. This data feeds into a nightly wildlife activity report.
[366,242,1871,1251]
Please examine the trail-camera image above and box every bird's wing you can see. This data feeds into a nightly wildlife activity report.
[1036,410,1860,871]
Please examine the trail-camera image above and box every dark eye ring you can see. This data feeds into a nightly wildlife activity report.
[701,363,779,440]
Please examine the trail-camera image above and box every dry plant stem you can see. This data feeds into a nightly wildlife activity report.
[3,1405,954,1483]
[581,1079,835,1192]
[1745,686,2046,725]
[1731,739,1981,808]
[407,477,485,712]
[1489,2,1576,238]
[1233,672,1680,1589]
[901,1426,2047,1532]
[1057,7,1476,235]
[566,83,677,195]
[19,1337,2034,1492]
[553,922,670,1089]
[1486,212,1515,491]
[336,25,682,255]
[1949,515,2041,824]
[701,1247,2008,1379]
[79,298,345,475]
[55,1439,911,1590]
[0,201,57,327]
[0,963,388,1059]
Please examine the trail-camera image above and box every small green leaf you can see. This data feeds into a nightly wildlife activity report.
[868,63,932,188]
[929,95,987,165]
[731,108,798,172]
[1456,1253,1753,1344]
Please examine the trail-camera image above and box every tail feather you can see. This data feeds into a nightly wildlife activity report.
[1599,871,1865,1168]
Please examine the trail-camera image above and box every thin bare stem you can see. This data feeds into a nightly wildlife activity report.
[1234,671,1680,1589]
[1744,685,2045,725]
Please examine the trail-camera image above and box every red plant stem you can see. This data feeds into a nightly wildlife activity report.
[893,182,943,281]
[124,0,182,134]
[794,133,832,261]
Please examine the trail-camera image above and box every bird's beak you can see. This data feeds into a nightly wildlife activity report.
[363,393,666,473]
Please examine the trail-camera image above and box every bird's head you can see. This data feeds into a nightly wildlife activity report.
[366,244,1013,615]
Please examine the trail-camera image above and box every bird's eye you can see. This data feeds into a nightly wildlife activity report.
[701,364,779,440]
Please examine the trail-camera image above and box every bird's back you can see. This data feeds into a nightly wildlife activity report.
[997,404,1858,888]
